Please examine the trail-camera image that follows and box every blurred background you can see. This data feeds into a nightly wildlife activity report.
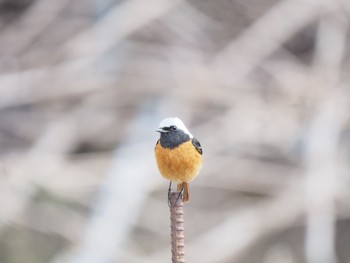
[0,0,350,262]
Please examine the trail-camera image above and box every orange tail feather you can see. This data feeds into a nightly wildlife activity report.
[177,182,189,202]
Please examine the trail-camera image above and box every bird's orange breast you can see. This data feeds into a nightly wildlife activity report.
[155,140,202,183]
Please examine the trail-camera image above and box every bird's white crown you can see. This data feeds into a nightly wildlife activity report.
[158,117,193,138]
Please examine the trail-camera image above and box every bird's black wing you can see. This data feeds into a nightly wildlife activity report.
[192,137,202,155]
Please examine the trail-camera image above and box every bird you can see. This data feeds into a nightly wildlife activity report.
[154,117,203,203]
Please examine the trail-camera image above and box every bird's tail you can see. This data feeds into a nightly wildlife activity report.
[177,182,189,202]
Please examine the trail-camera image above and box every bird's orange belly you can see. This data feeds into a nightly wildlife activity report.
[155,140,202,183]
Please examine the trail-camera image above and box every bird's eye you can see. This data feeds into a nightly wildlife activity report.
[170,125,177,131]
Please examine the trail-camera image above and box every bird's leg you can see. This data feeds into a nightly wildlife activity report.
[175,183,184,205]
[168,181,172,195]
[168,181,184,207]
[168,181,172,207]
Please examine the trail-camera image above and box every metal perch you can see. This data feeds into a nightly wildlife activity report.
[169,192,185,263]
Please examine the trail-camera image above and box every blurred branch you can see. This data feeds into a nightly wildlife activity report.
[312,6,348,82]
[211,0,322,86]
[0,0,71,55]
[64,0,184,59]
[304,6,348,263]
[66,103,161,263]
[304,94,347,263]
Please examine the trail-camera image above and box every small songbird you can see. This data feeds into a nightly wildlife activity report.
[155,117,203,202]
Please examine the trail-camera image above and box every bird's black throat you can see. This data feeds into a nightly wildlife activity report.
[159,130,190,149]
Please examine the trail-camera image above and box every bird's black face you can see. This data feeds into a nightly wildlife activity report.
[157,126,190,149]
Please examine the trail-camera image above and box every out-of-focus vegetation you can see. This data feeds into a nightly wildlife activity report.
[0,0,350,263]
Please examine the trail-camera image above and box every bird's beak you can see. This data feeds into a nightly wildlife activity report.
[157,128,166,133]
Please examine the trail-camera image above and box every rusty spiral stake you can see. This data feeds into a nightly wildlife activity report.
[169,192,185,263]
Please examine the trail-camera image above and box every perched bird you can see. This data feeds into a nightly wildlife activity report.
[155,117,203,202]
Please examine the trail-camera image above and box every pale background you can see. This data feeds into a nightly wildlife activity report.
[0,0,350,263]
